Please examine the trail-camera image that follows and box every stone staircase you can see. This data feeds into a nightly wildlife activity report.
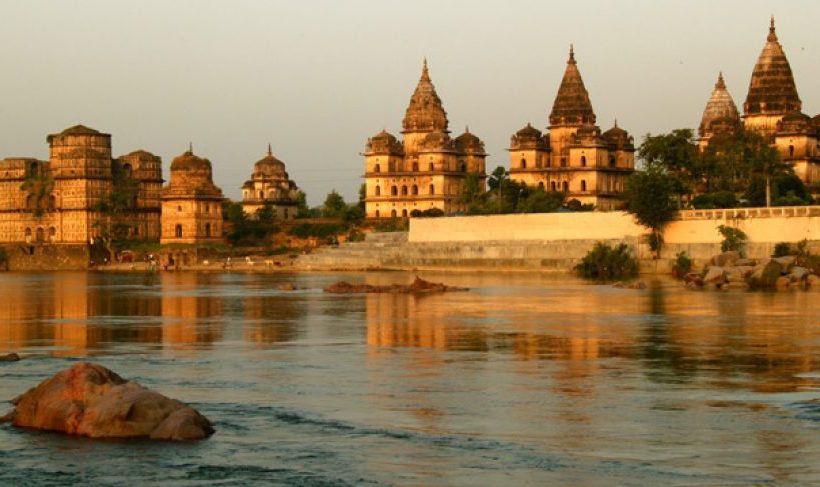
[294,232,408,270]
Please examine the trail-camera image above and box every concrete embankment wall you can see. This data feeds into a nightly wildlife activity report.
[1,244,89,271]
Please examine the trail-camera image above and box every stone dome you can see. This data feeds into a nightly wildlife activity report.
[170,150,212,173]
[164,148,222,199]
[515,123,543,140]
[602,122,632,148]
[365,130,404,155]
[699,72,740,137]
[509,123,548,151]
[454,129,485,154]
[402,59,449,133]
[253,145,287,178]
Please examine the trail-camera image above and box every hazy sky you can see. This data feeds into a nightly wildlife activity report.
[1,0,818,205]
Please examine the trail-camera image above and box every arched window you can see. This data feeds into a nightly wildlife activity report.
[412,185,418,195]
[177,205,182,212]
[284,208,289,219]
[25,228,32,242]
[520,158,527,169]
[48,227,56,242]
[375,209,380,218]
[374,163,380,173]
[538,182,545,190]
[27,162,38,178]
[429,184,435,195]
[204,203,209,213]
[401,185,408,196]
[401,209,408,218]
[259,190,264,199]
[175,224,183,238]
[581,180,587,191]
[48,195,56,211]
[550,181,557,192]
[789,145,795,158]
[459,161,467,172]
[25,195,33,210]
[391,209,397,218]
[428,162,434,171]
[609,155,616,167]
[35,227,44,243]
[560,157,567,167]
[205,223,211,238]
[122,163,133,179]
[580,156,587,167]
[412,162,419,171]
[562,181,569,192]
[375,186,381,196]
[391,186,398,196]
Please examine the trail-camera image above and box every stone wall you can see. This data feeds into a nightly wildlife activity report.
[2,244,89,271]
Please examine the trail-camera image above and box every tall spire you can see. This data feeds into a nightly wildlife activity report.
[402,58,449,133]
[744,17,801,116]
[188,142,193,153]
[549,45,596,127]
[700,72,740,138]
[267,143,272,156]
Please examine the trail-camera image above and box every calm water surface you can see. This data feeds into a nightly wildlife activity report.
[0,271,818,486]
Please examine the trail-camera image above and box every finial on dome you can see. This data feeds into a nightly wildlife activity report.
[188,142,193,153]
[421,57,430,81]
[465,125,470,133]
[568,44,576,64]
[614,118,618,128]
[267,143,272,156]
[716,71,726,89]
[768,15,777,42]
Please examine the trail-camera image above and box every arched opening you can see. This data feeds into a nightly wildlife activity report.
[581,180,587,191]
[401,209,408,218]
[429,184,435,195]
[204,203,210,213]
[25,227,32,243]
[412,185,418,195]
[428,162,434,171]
[560,157,567,167]
[25,195,34,210]
[401,185,408,196]
[538,181,545,190]
[259,190,264,199]
[391,209,397,218]
[375,209,380,218]
[391,186,398,196]
[520,158,527,169]
[562,181,569,192]
[580,156,587,167]
[550,181,557,192]
[375,186,381,196]
[122,163,133,179]
[27,162,38,178]
[35,227,45,243]
[205,223,211,238]
[175,224,183,238]
[789,145,795,158]
[609,155,616,167]
[412,162,419,171]
[374,163,380,173]
[177,205,182,212]
[49,227,56,242]
[48,195,56,211]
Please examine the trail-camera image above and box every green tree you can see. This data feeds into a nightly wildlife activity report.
[322,190,348,218]
[487,166,508,191]
[638,129,700,205]
[459,171,484,208]
[623,164,678,257]
[516,188,565,213]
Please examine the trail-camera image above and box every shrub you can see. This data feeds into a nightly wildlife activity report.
[288,223,345,239]
[691,191,739,209]
[373,218,408,233]
[717,225,747,254]
[672,251,692,278]
[772,242,792,258]
[574,242,639,281]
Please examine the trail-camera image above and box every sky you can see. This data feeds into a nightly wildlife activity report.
[1,0,818,205]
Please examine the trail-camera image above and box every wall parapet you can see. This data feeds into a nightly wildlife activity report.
[677,205,820,220]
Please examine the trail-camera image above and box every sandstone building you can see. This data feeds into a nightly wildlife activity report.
[507,47,635,210]
[241,145,302,220]
[698,18,820,186]
[364,60,487,218]
[0,125,162,245]
[160,146,224,244]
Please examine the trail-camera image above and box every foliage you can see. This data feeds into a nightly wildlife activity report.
[321,190,348,218]
[623,164,678,256]
[223,201,278,246]
[92,165,141,258]
[347,229,366,242]
[294,191,316,218]
[691,191,739,209]
[717,225,747,254]
[21,174,55,218]
[288,222,346,239]
[744,173,811,207]
[372,218,408,233]
[772,242,793,258]
[574,242,639,281]
[646,232,664,255]
[673,251,692,278]
[638,129,699,201]
[463,166,568,215]
[459,171,484,208]
[410,208,445,218]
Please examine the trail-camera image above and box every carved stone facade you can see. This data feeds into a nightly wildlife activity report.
[241,145,301,220]
[508,47,635,210]
[0,125,162,244]
[364,60,487,218]
[160,148,224,244]
[699,18,820,186]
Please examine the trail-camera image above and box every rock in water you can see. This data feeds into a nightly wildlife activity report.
[0,362,213,441]
[324,276,468,294]
[0,353,21,362]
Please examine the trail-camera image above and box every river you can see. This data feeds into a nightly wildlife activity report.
[0,271,818,486]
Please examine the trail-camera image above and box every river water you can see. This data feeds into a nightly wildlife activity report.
[0,271,818,486]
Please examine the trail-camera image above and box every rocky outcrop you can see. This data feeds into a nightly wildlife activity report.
[324,276,468,294]
[0,353,21,362]
[687,253,820,291]
[0,362,213,441]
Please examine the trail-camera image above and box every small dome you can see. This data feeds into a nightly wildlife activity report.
[170,150,212,172]
[602,122,632,148]
[515,123,542,139]
[365,129,403,155]
[699,72,740,137]
[454,128,485,154]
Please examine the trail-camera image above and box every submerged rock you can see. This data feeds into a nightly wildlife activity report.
[0,362,213,441]
[0,353,21,362]
[324,276,468,294]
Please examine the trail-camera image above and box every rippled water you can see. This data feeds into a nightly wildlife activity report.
[0,271,819,486]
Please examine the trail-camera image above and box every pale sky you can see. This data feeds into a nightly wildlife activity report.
[1,0,818,205]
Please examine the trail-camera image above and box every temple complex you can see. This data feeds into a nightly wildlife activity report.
[363,60,487,218]
[160,146,224,244]
[698,18,820,186]
[0,125,162,245]
[241,145,301,219]
[508,47,635,210]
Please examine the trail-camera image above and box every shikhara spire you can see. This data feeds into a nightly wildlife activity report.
[402,58,448,133]
[744,16,801,115]
[700,72,740,137]
[549,45,596,126]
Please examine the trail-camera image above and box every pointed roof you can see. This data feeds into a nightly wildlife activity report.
[699,72,740,137]
[549,45,596,127]
[402,59,449,133]
[744,17,801,116]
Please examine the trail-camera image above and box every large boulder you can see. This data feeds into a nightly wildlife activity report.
[773,256,797,272]
[790,266,809,282]
[710,251,741,268]
[703,266,726,285]
[748,260,783,289]
[0,362,213,441]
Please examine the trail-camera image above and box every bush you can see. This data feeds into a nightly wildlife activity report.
[772,242,792,258]
[691,191,739,209]
[574,242,639,281]
[410,208,445,218]
[288,223,345,239]
[717,225,747,254]
[373,218,408,233]
[673,251,692,278]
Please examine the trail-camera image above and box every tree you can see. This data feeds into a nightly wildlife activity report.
[638,129,700,205]
[459,171,483,208]
[487,166,508,191]
[516,188,565,213]
[623,164,678,257]
[321,190,348,218]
